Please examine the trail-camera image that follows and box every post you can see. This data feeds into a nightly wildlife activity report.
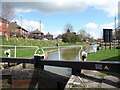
[58,47,61,61]
[34,54,44,70]
[22,63,26,68]
[78,49,81,61]
[14,46,16,58]
[110,42,112,49]
[105,42,106,50]
[72,68,81,75]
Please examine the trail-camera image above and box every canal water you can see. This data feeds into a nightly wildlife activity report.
[2,45,98,88]
[44,45,98,76]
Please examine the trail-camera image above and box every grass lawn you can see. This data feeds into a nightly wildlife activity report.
[1,37,88,58]
[87,48,120,61]
[1,47,37,58]
[87,48,120,77]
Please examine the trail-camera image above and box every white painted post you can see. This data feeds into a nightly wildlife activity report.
[78,46,82,61]
[58,46,61,61]
[78,50,81,61]
[14,46,16,58]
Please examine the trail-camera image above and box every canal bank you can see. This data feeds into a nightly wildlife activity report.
[87,48,120,61]
[65,70,120,89]
[1,69,69,89]
[38,45,98,76]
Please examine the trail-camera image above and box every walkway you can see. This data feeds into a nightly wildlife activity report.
[65,70,120,89]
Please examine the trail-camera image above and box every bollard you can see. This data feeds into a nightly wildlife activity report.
[22,63,26,68]
[72,68,81,75]
[34,54,44,70]
[4,49,11,67]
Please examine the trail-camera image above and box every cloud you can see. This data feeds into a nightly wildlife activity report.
[89,32,99,39]
[15,9,33,14]
[100,22,114,29]
[84,21,116,39]
[85,0,118,17]
[14,18,64,37]
[11,2,86,14]
[53,30,64,37]
[2,0,119,17]
[85,23,98,30]
[15,19,45,32]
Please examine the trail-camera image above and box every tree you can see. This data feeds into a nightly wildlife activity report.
[115,30,120,40]
[2,2,15,22]
[78,29,93,42]
[2,2,15,41]
[62,24,77,43]
[64,23,73,32]
[78,29,87,38]
[77,29,87,42]
[62,32,77,43]
[115,30,120,46]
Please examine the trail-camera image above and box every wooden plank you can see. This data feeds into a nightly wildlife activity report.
[40,60,120,73]
[1,57,120,73]
[0,57,34,63]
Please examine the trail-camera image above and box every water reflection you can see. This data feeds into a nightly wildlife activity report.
[45,45,98,76]
[61,47,80,60]
[46,45,97,61]
[83,45,96,53]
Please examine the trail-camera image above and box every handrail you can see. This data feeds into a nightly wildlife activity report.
[0,45,39,57]
[0,57,120,73]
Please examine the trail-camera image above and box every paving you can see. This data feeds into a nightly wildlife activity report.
[65,70,120,89]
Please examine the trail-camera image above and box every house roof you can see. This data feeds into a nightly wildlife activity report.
[30,29,43,34]
[10,22,28,32]
[0,17,9,23]
[46,32,53,36]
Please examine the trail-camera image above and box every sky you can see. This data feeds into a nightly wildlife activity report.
[1,0,119,39]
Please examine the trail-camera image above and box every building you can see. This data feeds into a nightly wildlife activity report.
[29,29,44,40]
[9,22,28,38]
[0,17,28,38]
[55,34,62,41]
[45,32,53,40]
[0,17,10,37]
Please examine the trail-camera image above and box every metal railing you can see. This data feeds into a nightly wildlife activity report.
[0,45,39,58]
[1,56,120,75]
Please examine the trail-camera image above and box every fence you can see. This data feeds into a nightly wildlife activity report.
[1,56,120,75]
[1,56,120,89]
[0,45,39,58]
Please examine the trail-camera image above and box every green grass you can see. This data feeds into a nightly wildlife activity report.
[2,37,87,47]
[87,48,120,61]
[1,47,37,58]
[1,37,88,58]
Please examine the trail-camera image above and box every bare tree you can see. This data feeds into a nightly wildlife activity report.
[2,2,15,22]
[64,23,74,33]
[78,29,87,38]
[2,2,15,41]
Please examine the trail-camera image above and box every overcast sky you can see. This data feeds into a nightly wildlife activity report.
[0,0,119,38]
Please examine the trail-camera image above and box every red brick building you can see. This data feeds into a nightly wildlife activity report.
[0,17,10,37]
[0,17,28,38]
[10,22,28,38]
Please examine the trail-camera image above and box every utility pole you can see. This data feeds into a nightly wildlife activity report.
[114,14,117,49]
[21,16,22,31]
[40,20,41,31]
